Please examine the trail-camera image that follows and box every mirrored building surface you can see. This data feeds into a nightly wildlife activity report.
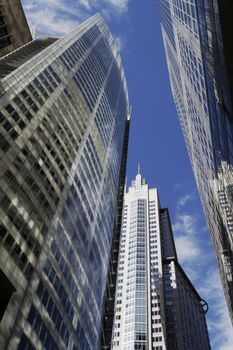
[0,13,130,350]
[111,170,210,350]
[158,0,233,324]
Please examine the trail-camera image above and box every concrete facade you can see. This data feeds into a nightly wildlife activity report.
[0,0,32,57]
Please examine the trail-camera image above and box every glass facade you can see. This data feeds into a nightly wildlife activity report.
[111,171,210,350]
[158,0,233,324]
[0,14,130,350]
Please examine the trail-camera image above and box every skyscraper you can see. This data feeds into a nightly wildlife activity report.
[0,0,32,57]
[158,0,233,323]
[0,13,130,350]
[111,169,210,350]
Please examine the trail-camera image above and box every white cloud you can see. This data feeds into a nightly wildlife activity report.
[177,193,195,209]
[174,216,233,349]
[22,0,85,36]
[172,187,233,350]
[22,0,129,37]
[105,0,129,12]
[114,35,124,51]
[172,212,209,280]
[182,265,201,283]
[24,7,80,36]
[198,269,233,350]
[172,213,197,236]
[79,0,92,10]
[175,235,200,263]
[173,181,194,190]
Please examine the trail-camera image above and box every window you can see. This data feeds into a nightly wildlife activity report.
[18,334,35,350]
[0,36,10,48]
[0,269,16,321]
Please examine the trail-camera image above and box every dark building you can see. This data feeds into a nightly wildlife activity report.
[0,0,32,57]
[0,13,130,350]
[158,0,233,324]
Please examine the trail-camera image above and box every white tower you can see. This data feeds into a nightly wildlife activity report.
[111,169,210,350]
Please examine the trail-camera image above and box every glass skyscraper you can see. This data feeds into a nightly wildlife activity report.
[0,13,130,350]
[111,169,210,350]
[158,0,233,323]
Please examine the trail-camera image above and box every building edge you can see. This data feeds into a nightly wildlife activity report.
[100,116,130,349]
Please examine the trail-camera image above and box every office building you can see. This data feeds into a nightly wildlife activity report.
[0,0,32,57]
[111,169,210,350]
[0,13,130,350]
[158,0,233,323]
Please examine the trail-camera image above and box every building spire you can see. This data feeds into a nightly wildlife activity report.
[138,162,141,175]
[136,162,142,190]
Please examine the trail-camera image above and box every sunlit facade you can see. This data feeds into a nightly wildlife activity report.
[0,14,130,350]
[111,169,210,350]
[158,0,233,323]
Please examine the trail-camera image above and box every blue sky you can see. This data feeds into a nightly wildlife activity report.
[21,0,233,348]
